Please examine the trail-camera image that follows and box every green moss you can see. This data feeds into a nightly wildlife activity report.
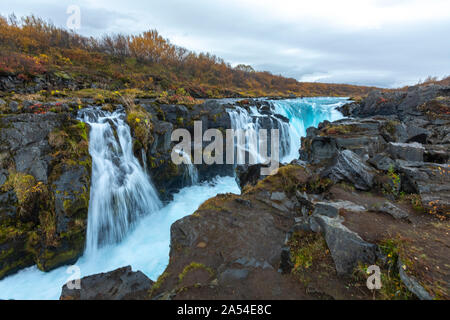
[197,194,234,213]
[63,199,72,212]
[178,262,215,283]
[353,239,415,300]
[49,119,90,170]
[38,210,57,246]
[288,231,329,272]
[247,164,308,195]
[383,165,401,197]
[76,122,88,141]
[382,120,400,136]
[35,224,85,272]
[0,220,34,244]
[54,71,72,80]
[1,172,36,204]
[0,247,14,260]
[1,172,50,221]
[0,220,35,279]
[155,105,166,121]
[36,248,79,272]
[126,106,154,151]
[321,124,362,136]
[73,88,117,102]
[157,160,179,180]
[399,193,424,212]
[306,177,333,194]
[148,271,170,298]
[0,253,34,279]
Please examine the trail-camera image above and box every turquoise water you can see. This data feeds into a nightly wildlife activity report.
[0,97,346,300]
[272,97,346,161]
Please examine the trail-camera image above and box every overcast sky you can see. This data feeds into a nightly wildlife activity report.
[2,0,450,87]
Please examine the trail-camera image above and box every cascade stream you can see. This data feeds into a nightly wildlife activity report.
[0,97,346,299]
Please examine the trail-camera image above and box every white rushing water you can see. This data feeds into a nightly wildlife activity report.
[227,105,292,164]
[0,97,345,300]
[227,97,346,163]
[271,97,346,161]
[0,176,238,300]
[175,148,199,186]
[79,109,162,256]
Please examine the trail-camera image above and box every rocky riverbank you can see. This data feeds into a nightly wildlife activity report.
[0,91,288,280]
[1,82,448,300]
[0,110,91,279]
[145,84,449,300]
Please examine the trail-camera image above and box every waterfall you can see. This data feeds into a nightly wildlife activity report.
[227,106,290,164]
[175,149,199,185]
[78,108,162,256]
[271,97,345,161]
[0,97,346,300]
[227,97,346,164]
[227,106,262,163]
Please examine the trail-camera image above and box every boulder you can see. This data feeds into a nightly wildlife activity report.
[424,144,450,164]
[396,161,450,215]
[219,268,250,283]
[0,112,91,277]
[398,260,433,300]
[313,202,339,218]
[300,136,338,163]
[150,121,173,154]
[235,164,264,189]
[314,215,378,275]
[388,142,424,162]
[406,125,429,144]
[368,201,409,220]
[352,84,448,119]
[323,150,375,191]
[368,153,395,171]
[313,201,366,218]
[60,266,153,300]
[334,135,386,160]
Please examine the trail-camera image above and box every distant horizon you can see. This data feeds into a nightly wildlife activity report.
[2,0,449,88]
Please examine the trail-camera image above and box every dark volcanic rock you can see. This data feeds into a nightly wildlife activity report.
[323,150,375,191]
[368,153,395,171]
[397,260,434,300]
[368,201,409,220]
[314,215,378,275]
[346,84,450,121]
[388,142,424,162]
[300,136,338,164]
[0,112,91,278]
[138,99,289,201]
[150,87,449,300]
[235,164,265,189]
[396,160,450,214]
[60,266,153,300]
[0,113,67,182]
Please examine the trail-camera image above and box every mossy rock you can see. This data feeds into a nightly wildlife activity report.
[126,106,154,152]
[0,221,35,280]
[0,113,92,277]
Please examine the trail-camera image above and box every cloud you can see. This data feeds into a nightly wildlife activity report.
[1,0,449,87]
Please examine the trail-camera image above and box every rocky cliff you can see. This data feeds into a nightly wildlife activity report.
[147,84,449,300]
[0,92,288,279]
[0,106,91,279]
